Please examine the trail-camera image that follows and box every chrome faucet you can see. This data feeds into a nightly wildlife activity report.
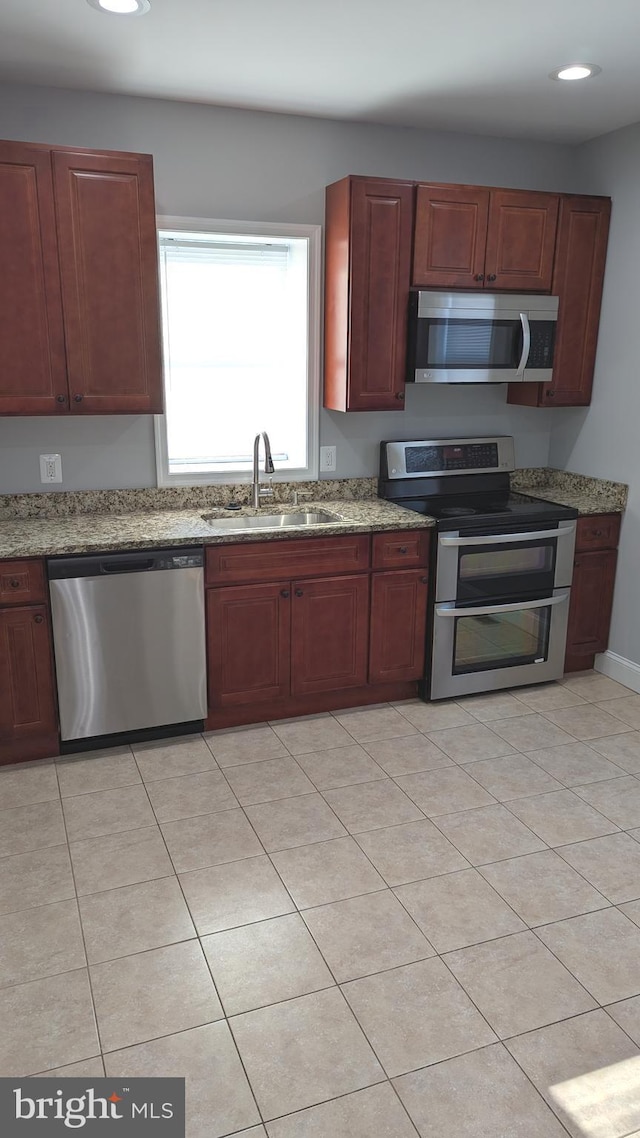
[252,432,275,508]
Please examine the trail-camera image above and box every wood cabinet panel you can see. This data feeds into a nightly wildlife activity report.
[0,141,68,415]
[324,176,414,411]
[291,574,369,696]
[53,149,163,414]
[0,605,58,762]
[566,549,618,660]
[369,569,428,684]
[207,583,291,707]
[206,535,370,586]
[371,530,430,570]
[413,184,490,288]
[575,514,621,552]
[485,190,559,291]
[0,560,46,607]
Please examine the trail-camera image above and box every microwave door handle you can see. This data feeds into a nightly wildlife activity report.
[516,312,531,376]
[439,525,576,547]
[436,593,569,618]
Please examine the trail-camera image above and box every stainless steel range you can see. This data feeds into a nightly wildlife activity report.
[379,437,578,700]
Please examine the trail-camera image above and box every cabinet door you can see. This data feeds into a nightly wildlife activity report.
[369,570,428,684]
[541,196,611,407]
[0,142,68,415]
[0,605,58,761]
[291,574,369,695]
[566,550,618,658]
[485,190,559,291]
[413,184,490,288]
[53,149,163,414]
[207,583,291,708]
[324,177,414,412]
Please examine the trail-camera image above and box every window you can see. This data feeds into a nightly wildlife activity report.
[155,218,321,484]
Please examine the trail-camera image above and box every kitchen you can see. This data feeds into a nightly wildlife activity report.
[2,1,640,1134]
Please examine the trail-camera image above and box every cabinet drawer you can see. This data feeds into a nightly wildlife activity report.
[0,560,47,606]
[371,531,430,569]
[206,534,371,585]
[575,514,621,552]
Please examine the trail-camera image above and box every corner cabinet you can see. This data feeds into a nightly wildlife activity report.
[508,195,611,408]
[0,139,163,416]
[565,514,621,672]
[324,176,414,412]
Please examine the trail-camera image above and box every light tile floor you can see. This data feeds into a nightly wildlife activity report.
[2,672,640,1135]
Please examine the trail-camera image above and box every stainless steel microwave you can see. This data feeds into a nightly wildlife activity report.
[407,290,559,384]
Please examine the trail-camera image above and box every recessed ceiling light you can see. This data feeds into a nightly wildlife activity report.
[87,0,151,14]
[549,63,601,81]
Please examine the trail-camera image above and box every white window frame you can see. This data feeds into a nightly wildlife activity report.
[154,215,322,487]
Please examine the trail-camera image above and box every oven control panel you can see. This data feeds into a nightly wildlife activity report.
[383,437,515,479]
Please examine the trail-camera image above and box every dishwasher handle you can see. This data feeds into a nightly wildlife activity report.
[99,557,155,574]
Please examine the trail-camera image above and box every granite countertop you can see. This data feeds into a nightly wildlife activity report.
[511,469,628,516]
[0,498,434,560]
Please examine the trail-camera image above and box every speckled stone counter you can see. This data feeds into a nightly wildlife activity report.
[512,469,628,516]
[0,498,434,560]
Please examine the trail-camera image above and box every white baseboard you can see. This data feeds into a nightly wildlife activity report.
[595,650,640,694]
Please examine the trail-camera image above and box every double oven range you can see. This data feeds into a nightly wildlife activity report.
[379,437,578,700]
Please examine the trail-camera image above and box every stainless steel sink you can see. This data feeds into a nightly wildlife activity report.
[201,510,342,531]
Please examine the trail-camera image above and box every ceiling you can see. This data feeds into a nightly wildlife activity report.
[1,0,640,143]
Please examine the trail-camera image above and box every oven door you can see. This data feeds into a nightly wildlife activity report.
[436,522,577,603]
[430,587,571,699]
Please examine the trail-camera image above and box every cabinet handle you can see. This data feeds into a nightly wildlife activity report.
[34,614,44,624]
[280,589,290,598]
[547,390,555,398]
[487,273,497,282]
[593,529,603,537]
[421,576,428,584]
[294,588,304,597]
[395,391,405,401]
[56,394,66,404]
[73,394,83,403]
[474,274,484,281]
[398,547,408,554]
[9,579,20,589]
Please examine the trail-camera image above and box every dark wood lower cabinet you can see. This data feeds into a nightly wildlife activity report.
[0,604,59,764]
[565,549,618,667]
[291,574,370,696]
[369,570,428,683]
[207,582,291,707]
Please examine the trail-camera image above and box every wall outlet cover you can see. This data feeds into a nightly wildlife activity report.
[40,454,63,484]
[320,445,337,472]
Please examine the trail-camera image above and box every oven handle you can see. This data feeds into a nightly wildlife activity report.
[435,593,569,618]
[516,312,531,376]
[439,525,576,547]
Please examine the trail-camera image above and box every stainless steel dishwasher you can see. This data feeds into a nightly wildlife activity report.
[48,548,207,742]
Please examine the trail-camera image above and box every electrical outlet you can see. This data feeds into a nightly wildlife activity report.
[320,445,337,472]
[40,454,62,484]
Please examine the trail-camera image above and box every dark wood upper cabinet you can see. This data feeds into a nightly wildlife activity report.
[484,189,559,291]
[324,176,414,412]
[291,573,370,695]
[207,582,291,707]
[53,149,163,414]
[413,184,490,288]
[0,139,163,417]
[0,142,68,415]
[0,604,59,765]
[369,569,428,684]
[508,194,611,408]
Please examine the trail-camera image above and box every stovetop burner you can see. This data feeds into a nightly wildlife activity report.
[439,506,476,518]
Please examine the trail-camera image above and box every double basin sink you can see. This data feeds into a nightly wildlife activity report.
[201,509,343,533]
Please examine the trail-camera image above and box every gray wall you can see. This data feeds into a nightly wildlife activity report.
[0,81,578,491]
[549,122,640,669]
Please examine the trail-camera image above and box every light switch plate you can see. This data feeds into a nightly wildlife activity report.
[40,454,63,483]
[320,445,337,472]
